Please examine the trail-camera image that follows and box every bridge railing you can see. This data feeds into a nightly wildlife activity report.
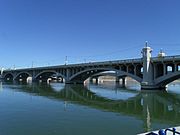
[152,55,180,62]
[2,58,143,72]
[79,58,142,65]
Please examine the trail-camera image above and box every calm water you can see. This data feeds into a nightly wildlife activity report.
[0,81,180,135]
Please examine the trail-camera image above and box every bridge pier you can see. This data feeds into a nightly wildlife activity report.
[88,77,99,84]
[141,43,160,90]
[121,77,126,87]
[95,77,99,84]
[116,76,120,84]
[89,78,93,83]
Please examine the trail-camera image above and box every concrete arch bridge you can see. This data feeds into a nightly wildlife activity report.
[1,46,180,90]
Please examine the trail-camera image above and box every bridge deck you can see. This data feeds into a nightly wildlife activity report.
[3,55,180,72]
[3,58,142,71]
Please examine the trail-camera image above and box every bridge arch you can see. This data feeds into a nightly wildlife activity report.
[13,71,32,82]
[3,73,14,81]
[34,70,66,82]
[68,67,142,84]
[155,71,180,88]
[91,72,117,78]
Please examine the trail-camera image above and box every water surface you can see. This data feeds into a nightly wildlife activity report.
[0,82,180,135]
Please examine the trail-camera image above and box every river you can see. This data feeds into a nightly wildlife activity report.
[0,81,180,135]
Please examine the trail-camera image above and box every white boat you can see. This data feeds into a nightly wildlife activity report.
[138,126,180,135]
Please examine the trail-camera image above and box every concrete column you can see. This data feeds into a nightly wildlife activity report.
[76,68,79,73]
[175,63,178,72]
[32,70,36,82]
[66,69,70,78]
[153,64,156,79]
[134,65,137,75]
[178,65,180,71]
[142,43,153,83]
[72,68,74,75]
[119,66,122,71]
[95,77,98,84]
[127,65,129,73]
[141,42,158,90]
[116,76,120,84]
[163,63,166,75]
[63,69,66,76]
[65,69,70,83]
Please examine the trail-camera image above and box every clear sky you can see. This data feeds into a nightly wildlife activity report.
[0,0,180,69]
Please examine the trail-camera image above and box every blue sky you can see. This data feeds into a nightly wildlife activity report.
[0,0,180,69]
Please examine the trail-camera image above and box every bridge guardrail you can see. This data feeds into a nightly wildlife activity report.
[2,58,143,72]
[152,55,180,62]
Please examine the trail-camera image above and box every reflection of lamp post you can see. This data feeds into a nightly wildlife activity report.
[146,105,151,132]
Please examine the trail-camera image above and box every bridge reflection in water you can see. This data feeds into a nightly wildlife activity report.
[8,82,180,132]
